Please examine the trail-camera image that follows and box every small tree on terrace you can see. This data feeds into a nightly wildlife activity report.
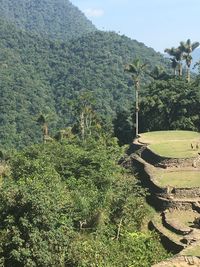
[71,90,101,141]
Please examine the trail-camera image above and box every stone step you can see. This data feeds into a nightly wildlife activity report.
[150,213,186,253]
[157,196,200,210]
[162,211,193,236]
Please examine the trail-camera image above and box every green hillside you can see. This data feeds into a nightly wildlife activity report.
[0,18,170,149]
[51,31,169,126]
[0,0,96,41]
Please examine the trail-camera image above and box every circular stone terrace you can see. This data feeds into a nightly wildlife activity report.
[137,130,200,188]
[132,131,200,264]
[153,169,200,188]
[138,130,200,158]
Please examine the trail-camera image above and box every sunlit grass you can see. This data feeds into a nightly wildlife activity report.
[155,170,200,188]
[165,210,197,227]
[139,130,200,158]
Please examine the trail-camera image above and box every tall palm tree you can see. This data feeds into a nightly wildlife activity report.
[164,46,184,77]
[183,54,193,82]
[165,47,178,76]
[176,45,185,77]
[125,58,147,138]
[181,39,199,82]
[170,58,178,76]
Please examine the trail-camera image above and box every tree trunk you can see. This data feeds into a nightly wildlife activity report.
[178,63,182,77]
[116,218,123,240]
[80,112,85,140]
[43,123,48,144]
[186,66,190,82]
[173,68,177,76]
[135,81,139,138]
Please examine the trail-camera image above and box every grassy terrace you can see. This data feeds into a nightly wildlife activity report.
[155,170,200,188]
[165,210,197,228]
[139,130,200,158]
[152,213,183,244]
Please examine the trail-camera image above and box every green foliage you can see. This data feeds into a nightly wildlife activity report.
[0,18,169,149]
[0,0,96,41]
[165,39,199,81]
[0,138,168,266]
[139,79,200,132]
[68,232,167,267]
[0,167,73,266]
[125,58,148,83]
[113,108,134,145]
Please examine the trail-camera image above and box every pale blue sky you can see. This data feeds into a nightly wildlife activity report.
[70,0,200,53]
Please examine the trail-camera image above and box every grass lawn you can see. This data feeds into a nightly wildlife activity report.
[139,130,200,158]
[155,170,200,188]
[165,210,197,228]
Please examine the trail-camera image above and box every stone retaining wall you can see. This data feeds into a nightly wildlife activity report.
[149,220,185,254]
[173,187,200,198]
[156,186,200,200]
[152,256,200,267]
[192,202,200,213]
[131,155,200,200]
[162,212,191,236]
[141,147,199,168]
[157,196,194,210]
[130,155,165,194]
[126,142,143,155]
[125,155,200,210]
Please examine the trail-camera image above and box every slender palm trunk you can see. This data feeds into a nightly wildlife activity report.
[135,81,139,138]
[178,62,182,77]
[80,111,85,140]
[173,68,177,76]
[43,123,48,143]
[186,66,190,82]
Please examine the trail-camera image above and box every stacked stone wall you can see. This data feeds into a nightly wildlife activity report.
[162,212,191,236]
[149,220,185,254]
[129,155,200,209]
[141,147,200,168]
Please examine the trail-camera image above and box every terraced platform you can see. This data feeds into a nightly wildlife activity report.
[156,170,200,188]
[139,130,200,159]
[123,131,200,266]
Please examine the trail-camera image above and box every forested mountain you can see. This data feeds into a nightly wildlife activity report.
[0,0,96,41]
[0,17,170,149]
[52,31,169,125]
[0,1,197,265]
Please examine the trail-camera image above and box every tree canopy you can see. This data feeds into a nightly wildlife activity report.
[0,18,169,149]
[0,138,168,266]
[0,0,96,41]
[139,79,200,132]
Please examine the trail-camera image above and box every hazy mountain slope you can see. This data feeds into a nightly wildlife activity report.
[192,48,200,71]
[0,0,96,41]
